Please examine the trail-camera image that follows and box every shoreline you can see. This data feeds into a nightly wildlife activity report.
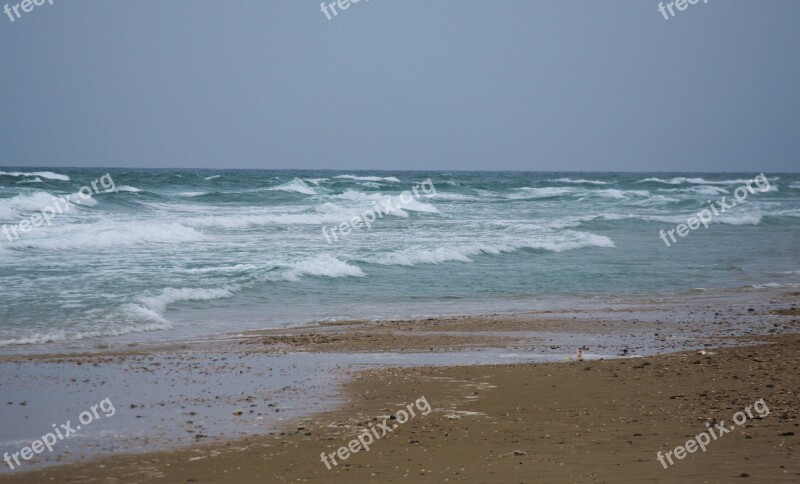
[2,334,798,482]
[0,289,798,481]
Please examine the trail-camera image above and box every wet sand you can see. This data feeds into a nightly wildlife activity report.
[1,290,798,482]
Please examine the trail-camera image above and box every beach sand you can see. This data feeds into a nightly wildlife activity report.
[1,291,798,483]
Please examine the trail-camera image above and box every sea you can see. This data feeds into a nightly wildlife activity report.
[1,169,798,350]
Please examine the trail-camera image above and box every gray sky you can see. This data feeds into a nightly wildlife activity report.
[1,0,798,171]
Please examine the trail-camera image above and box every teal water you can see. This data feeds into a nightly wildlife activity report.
[1,169,798,348]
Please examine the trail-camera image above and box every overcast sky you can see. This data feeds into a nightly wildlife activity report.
[1,0,798,171]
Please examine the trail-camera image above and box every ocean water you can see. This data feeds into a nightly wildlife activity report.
[1,169,798,349]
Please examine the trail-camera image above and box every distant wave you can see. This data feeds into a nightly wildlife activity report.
[334,175,401,183]
[660,186,728,196]
[268,178,317,195]
[512,187,649,200]
[0,170,70,181]
[115,185,142,193]
[204,175,221,181]
[550,178,609,185]
[6,222,206,250]
[360,232,615,267]
[590,189,650,199]
[584,212,765,226]
[331,190,439,216]
[513,187,576,198]
[637,177,750,185]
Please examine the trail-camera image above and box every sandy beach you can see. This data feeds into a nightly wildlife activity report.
[1,290,798,483]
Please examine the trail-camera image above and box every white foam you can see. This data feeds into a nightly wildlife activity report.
[284,254,365,281]
[513,187,648,200]
[0,191,56,213]
[0,318,173,347]
[8,222,206,250]
[514,187,576,198]
[666,186,729,196]
[205,175,221,180]
[268,178,317,195]
[0,170,70,181]
[334,175,401,183]
[185,208,361,228]
[592,189,650,199]
[551,178,609,185]
[637,177,750,186]
[331,190,439,215]
[179,264,259,274]
[430,192,482,201]
[115,185,142,193]
[717,213,763,225]
[138,286,238,314]
[364,232,615,267]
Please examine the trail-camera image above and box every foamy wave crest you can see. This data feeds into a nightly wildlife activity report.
[514,187,576,198]
[596,212,764,226]
[334,175,401,183]
[185,208,365,228]
[0,319,174,347]
[115,185,142,193]
[0,191,56,214]
[430,192,482,201]
[513,187,648,200]
[717,213,763,225]
[65,191,98,207]
[284,254,365,281]
[591,189,650,199]
[304,178,329,186]
[205,175,221,180]
[663,186,729,196]
[10,222,206,250]
[138,286,238,314]
[18,177,43,183]
[790,182,800,189]
[179,264,259,275]
[363,232,615,266]
[637,177,750,185]
[551,178,609,185]
[750,282,800,289]
[268,178,317,195]
[331,190,439,216]
[0,171,70,181]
